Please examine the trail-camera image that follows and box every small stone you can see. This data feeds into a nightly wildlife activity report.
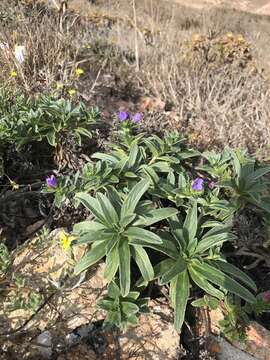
[36,331,52,359]
[138,97,165,111]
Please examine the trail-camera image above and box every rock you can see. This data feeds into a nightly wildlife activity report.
[119,300,180,359]
[0,229,107,356]
[36,330,52,359]
[244,322,270,360]
[209,309,270,360]
[217,336,255,360]
[209,308,224,335]
[138,97,166,112]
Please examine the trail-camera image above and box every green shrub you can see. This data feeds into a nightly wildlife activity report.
[0,90,99,148]
[48,119,270,333]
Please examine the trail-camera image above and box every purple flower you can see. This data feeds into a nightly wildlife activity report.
[262,291,270,303]
[192,177,204,191]
[132,112,142,123]
[118,111,130,121]
[208,180,215,190]
[46,175,57,188]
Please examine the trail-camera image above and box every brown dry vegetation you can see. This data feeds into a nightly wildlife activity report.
[1,0,270,157]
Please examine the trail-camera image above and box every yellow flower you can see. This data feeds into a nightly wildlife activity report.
[10,70,17,77]
[68,89,76,96]
[10,180,19,191]
[75,68,84,76]
[237,34,244,43]
[59,231,77,251]
[56,82,64,89]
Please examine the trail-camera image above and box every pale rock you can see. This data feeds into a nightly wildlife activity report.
[119,300,180,359]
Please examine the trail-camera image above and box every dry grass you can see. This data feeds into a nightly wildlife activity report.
[1,0,270,157]
[0,1,95,93]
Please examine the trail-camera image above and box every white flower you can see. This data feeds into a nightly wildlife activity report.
[14,45,25,64]
[0,42,9,51]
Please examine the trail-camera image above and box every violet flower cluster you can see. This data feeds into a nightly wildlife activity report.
[192,177,215,191]
[118,111,142,123]
[46,175,57,188]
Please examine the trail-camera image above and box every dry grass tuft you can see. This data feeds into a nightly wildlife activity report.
[1,0,270,157]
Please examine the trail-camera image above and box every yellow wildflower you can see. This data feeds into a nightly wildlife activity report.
[68,89,76,96]
[75,68,84,77]
[59,231,77,251]
[226,32,233,39]
[237,34,244,43]
[10,70,17,77]
[10,180,19,191]
[56,82,64,89]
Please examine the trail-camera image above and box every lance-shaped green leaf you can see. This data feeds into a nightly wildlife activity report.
[121,179,150,218]
[168,215,185,250]
[92,152,119,164]
[73,221,106,235]
[246,166,270,183]
[160,256,187,284]
[75,229,114,245]
[133,207,179,227]
[130,238,176,259]
[74,241,107,275]
[96,192,119,225]
[154,259,175,279]
[183,201,197,244]
[127,142,139,168]
[192,262,255,303]
[104,245,119,282]
[188,264,224,299]
[131,245,154,283]
[125,226,163,245]
[75,192,110,226]
[119,239,131,296]
[174,270,190,332]
[119,214,137,229]
[215,260,257,292]
[195,231,235,254]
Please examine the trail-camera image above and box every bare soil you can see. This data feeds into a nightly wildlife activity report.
[172,0,270,15]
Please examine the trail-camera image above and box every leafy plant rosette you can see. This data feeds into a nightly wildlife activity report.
[73,179,178,296]
[97,281,149,331]
[61,122,270,333]
[0,91,99,148]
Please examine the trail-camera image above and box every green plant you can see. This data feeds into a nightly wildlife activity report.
[245,291,270,316]
[93,131,199,188]
[151,201,256,331]
[65,130,267,334]
[97,281,149,331]
[218,296,249,342]
[219,149,270,212]
[191,294,220,310]
[45,160,119,208]
[0,91,99,148]
[4,275,43,313]
[198,150,231,178]
[73,179,178,296]
[0,243,11,276]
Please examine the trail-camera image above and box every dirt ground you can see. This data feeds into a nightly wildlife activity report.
[172,0,270,14]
